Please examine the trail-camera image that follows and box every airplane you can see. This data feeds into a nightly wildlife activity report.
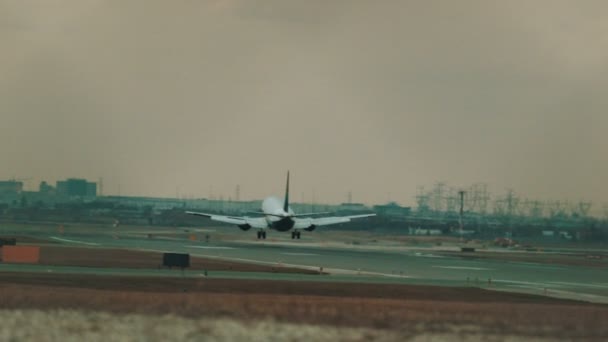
[186,172,375,239]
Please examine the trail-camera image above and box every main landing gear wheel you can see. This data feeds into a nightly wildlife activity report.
[291,231,301,239]
[258,231,267,239]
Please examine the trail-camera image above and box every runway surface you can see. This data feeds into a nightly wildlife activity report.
[3,225,608,303]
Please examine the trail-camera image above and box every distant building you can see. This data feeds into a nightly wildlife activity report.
[542,230,555,237]
[373,202,411,217]
[86,182,97,197]
[0,180,23,195]
[337,202,370,214]
[339,202,367,210]
[56,178,97,197]
[39,181,55,194]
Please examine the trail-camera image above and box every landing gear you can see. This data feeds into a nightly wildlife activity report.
[291,231,301,239]
[257,231,267,240]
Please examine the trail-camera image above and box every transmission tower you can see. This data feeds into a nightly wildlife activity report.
[445,187,459,213]
[547,200,567,218]
[504,189,519,219]
[415,186,430,212]
[432,182,446,212]
[573,201,592,217]
[477,183,490,214]
[529,200,544,218]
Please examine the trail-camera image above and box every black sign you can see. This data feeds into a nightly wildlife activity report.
[162,253,190,268]
[0,238,16,247]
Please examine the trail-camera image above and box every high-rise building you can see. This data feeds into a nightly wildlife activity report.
[56,178,97,197]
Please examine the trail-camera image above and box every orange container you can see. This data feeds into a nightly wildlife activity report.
[1,246,40,264]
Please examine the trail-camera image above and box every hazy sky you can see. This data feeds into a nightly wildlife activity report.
[1,1,607,207]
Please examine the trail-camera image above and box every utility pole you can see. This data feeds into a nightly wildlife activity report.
[98,177,104,196]
[459,190,465,242]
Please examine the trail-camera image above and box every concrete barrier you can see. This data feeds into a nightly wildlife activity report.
[1,246,40,264]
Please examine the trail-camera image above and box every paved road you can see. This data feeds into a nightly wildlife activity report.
[3,225,608,303]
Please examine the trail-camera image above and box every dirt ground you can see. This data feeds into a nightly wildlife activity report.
[31,245,320,274]
[2,237,608,339]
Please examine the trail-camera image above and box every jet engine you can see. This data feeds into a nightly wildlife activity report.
[238,224,252,231]
[304,225,316,232]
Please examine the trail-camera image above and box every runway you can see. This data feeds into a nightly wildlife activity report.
[4,225,608,303]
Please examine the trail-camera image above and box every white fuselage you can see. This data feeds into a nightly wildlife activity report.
[261,196,295,231]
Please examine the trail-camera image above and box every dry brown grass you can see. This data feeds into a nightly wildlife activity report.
[0,273,607,340]
[0,309,399,342]
[0,271,577,302]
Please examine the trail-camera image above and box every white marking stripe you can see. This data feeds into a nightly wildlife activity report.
[414,253,444,258]
[494,280,552,287]
[50,237,99,246]
[433,266,491,271]
[184,245,236,250]
[281,252,319,256]
[507,285,550,290]
[549,281,608,289]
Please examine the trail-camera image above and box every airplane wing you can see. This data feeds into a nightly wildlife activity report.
[248,211,332,217]
[292,212,332,217]
[294,214,376,228]
[313,214,376,226]
[186,211,269,229]
[185,211,248,225]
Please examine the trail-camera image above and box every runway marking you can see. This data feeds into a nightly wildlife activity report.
[281,252,319,256]
[494,279,548,286]
[548,281,608,289]
[509,262,566,270]
[433,266,491,271]
[184,245,236,250]
[506,284,551,291]
[414,253,444,258]
[497,284,608,303]
[50,237,100,246]
[179,253,414,278]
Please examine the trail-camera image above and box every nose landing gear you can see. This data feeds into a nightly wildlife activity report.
[257,231,267,239]
[291,231,301,239]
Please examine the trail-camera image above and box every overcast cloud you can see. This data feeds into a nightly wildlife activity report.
[1,1,607,208]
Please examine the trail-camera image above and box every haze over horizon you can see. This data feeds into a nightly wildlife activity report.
[2,1,607,209]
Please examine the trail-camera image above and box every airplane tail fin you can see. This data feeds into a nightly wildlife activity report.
[283,171,290,212]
